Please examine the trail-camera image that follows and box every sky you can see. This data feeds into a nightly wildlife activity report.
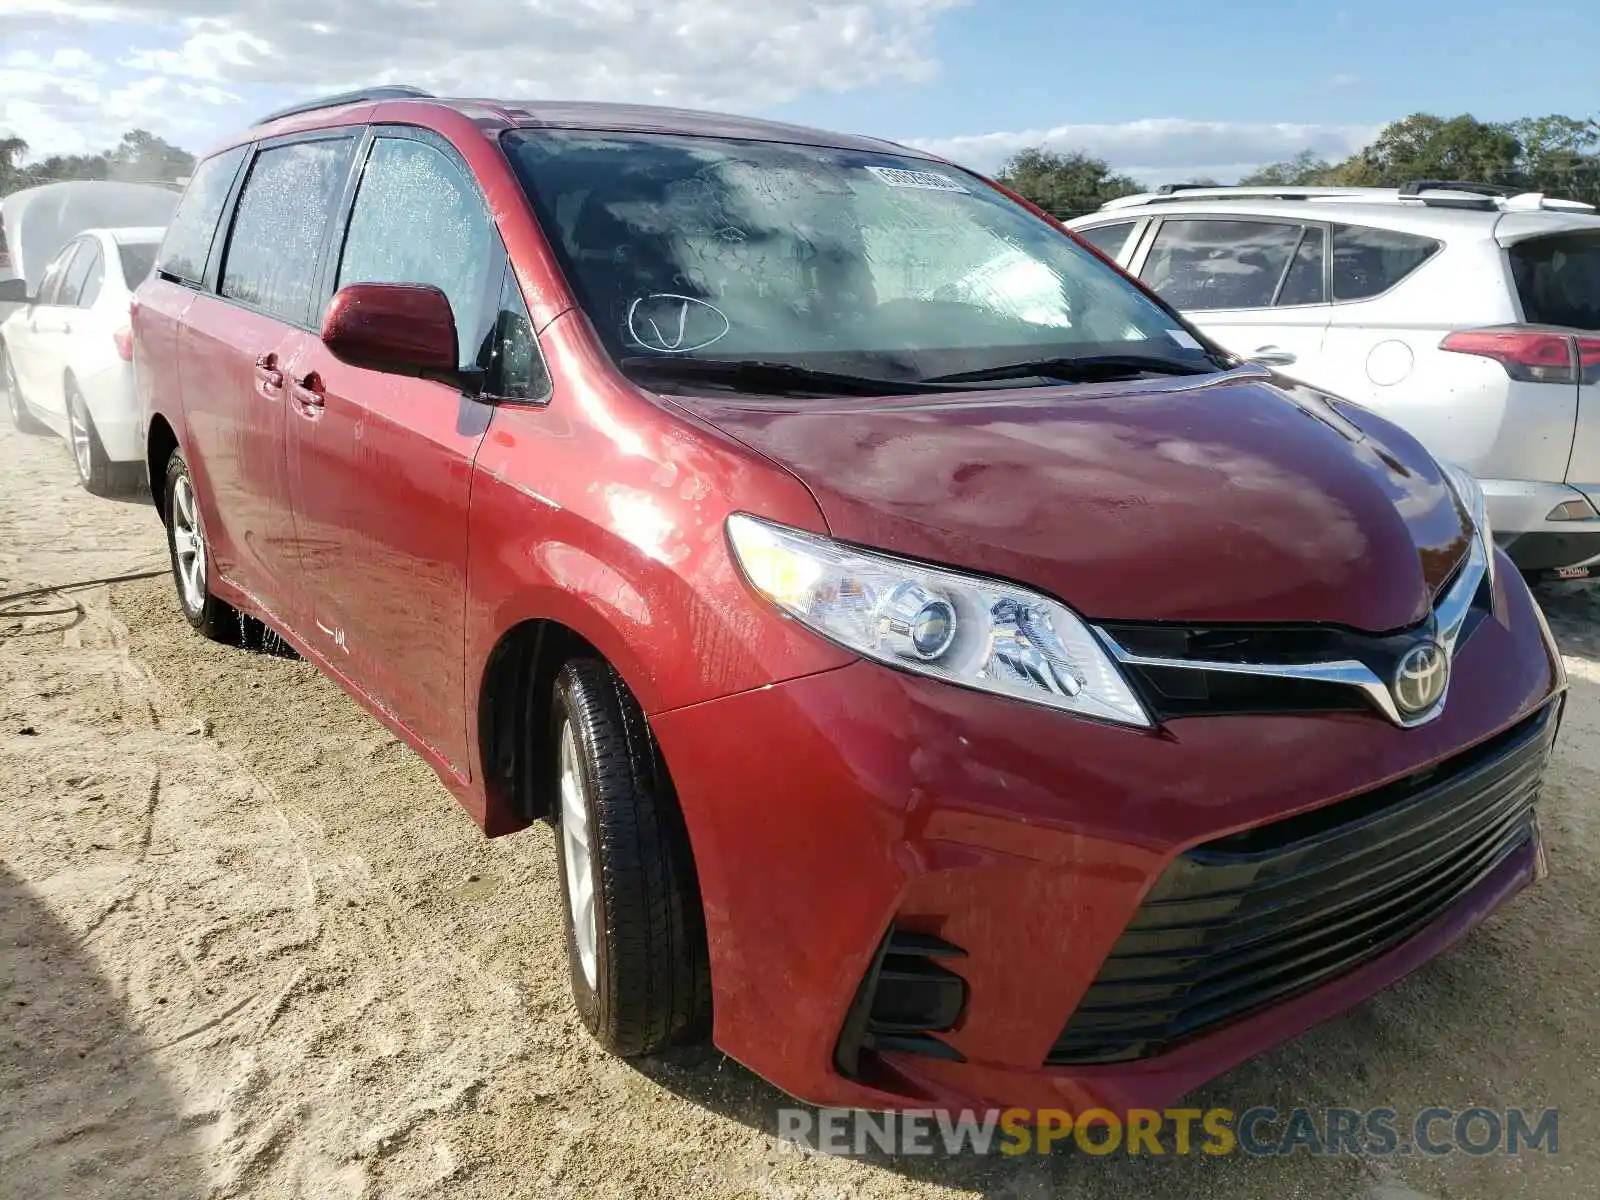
[2,0,1598,184]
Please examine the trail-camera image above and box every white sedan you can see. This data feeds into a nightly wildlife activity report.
[1,227,161,494]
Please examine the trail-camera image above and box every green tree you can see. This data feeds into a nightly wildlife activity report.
[107,129,194,185]
[1509,115,1600,203]
[1238,149,1336,187]
[1333,113,1520,186]
[0,135,29,195]
[995,147,1143,219]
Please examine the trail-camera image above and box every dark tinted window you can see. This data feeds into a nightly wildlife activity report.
[1277,226,1326,306]
[59,239,100,307]
[1076,221,1136,259]
[118,243,159,289]
[1140,219,1304,310]
[36,243,80,306]
[336,136,494,367]
[222,138,355,325]
[481,266,549,400]
[157,145,246,285]
[1331,224,1440,301]
[1509,232,1600,330]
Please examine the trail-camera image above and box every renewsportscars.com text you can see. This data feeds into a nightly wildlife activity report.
[777,1106,1559,1158]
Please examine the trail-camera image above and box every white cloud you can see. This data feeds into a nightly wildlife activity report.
[905,118,1382,184]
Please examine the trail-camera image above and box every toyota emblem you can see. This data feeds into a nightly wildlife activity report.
[1392,640,1449,715]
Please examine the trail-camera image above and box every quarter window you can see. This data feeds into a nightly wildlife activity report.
[1331,224,1440,301]
[1139,219,1306,311]
[221,137,355,325]
[482,266,550,400]
[336,136,495,369]
[157,145,246,285]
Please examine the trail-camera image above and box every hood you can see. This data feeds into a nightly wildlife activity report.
[669,370,1471,631]
[0,182,178,292]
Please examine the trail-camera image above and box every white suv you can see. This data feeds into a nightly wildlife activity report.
[1069,182,1600,577]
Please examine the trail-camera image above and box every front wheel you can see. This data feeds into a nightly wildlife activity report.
[163,451,239,643]
[551,660,710,1057]
[4,346,45,434]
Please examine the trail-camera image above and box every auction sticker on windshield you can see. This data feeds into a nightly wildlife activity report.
[864,166,970,193]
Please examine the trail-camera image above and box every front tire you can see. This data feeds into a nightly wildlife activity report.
[4,345,45,434]
[163,451,239,643]
[551,660,710,1057]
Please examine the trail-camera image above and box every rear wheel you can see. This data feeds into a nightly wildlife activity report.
[3,346,45,434]
[163,451,239,643]
[551,659,710,1057]
[67,386,139,496]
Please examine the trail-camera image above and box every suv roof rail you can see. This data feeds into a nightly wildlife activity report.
[1154,182,1220,195]
[254,85,434,127]
[1398,179,1513,198]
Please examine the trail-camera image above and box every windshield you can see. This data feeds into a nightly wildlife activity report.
[502,131,1218,390]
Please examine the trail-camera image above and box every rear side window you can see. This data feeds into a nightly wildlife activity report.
[1330,224,1440,302]
[1139,219,1307,311]
[157,146,246,285]
[119,243,158,289]
[222,137,355,325]
[63,240,104,308]
[1076,221,1136,260]
[1508,233,1600,330]
[58,238,99,307]
[335,135,495,367]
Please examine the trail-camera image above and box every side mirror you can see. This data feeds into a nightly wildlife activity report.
[319,283,460,381]
[0,278,30,305]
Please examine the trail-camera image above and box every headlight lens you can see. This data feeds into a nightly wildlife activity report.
[727,513,1150,727]
[1439,460,1494,585]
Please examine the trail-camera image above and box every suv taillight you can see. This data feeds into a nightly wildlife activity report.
[114,327,134,362]
[1440,329,1580,383]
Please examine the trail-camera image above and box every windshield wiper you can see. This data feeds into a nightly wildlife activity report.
[922,353,1218,385]
[621,356,947,397]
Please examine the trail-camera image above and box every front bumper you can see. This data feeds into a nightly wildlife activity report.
[1483,479,1600,573]
[650,566,1562,1113]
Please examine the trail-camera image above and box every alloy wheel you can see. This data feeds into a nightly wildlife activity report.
[69,396,92,481]
[170,473,207,614]
[559,721,599,990]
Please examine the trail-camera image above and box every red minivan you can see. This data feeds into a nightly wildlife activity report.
[132,87,1566,1115]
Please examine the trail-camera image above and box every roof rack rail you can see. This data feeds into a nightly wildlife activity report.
[254,85,434,127]
[1154,182,1228,195]
[1398,179,1513,198]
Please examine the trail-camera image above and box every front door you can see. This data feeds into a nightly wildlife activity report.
[285,128,500,775]
[1133,216,1332,382]
[181,133,357,622]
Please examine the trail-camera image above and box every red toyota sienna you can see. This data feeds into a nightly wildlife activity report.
[132,87,1566,1115]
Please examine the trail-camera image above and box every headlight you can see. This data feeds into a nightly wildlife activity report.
[726,513,1150,728]
[1438,460,1494,586]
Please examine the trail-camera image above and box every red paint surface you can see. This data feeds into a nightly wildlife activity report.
[132,97,1564,1112]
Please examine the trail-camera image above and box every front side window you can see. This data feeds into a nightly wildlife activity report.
[36,243,80,306]
[157,145,246,285]
[1140,219,1306,311]
[1331,224,1440,302]
[1076,221,1137,260]
[336,135,495,369]
[481,266,550,400]
[502,131,1213,388]
[221,137,355,325]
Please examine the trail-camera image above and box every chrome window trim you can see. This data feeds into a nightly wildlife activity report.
[1095,536,1488,729]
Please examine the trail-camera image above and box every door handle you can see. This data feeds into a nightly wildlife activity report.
[1249,345,1297,366]
[254,352,284,396]
[291,370,325,416]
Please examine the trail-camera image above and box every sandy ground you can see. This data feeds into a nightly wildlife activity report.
[2,415,1599,1200]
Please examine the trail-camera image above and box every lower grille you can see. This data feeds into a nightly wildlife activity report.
[1048,703,1556,1066]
